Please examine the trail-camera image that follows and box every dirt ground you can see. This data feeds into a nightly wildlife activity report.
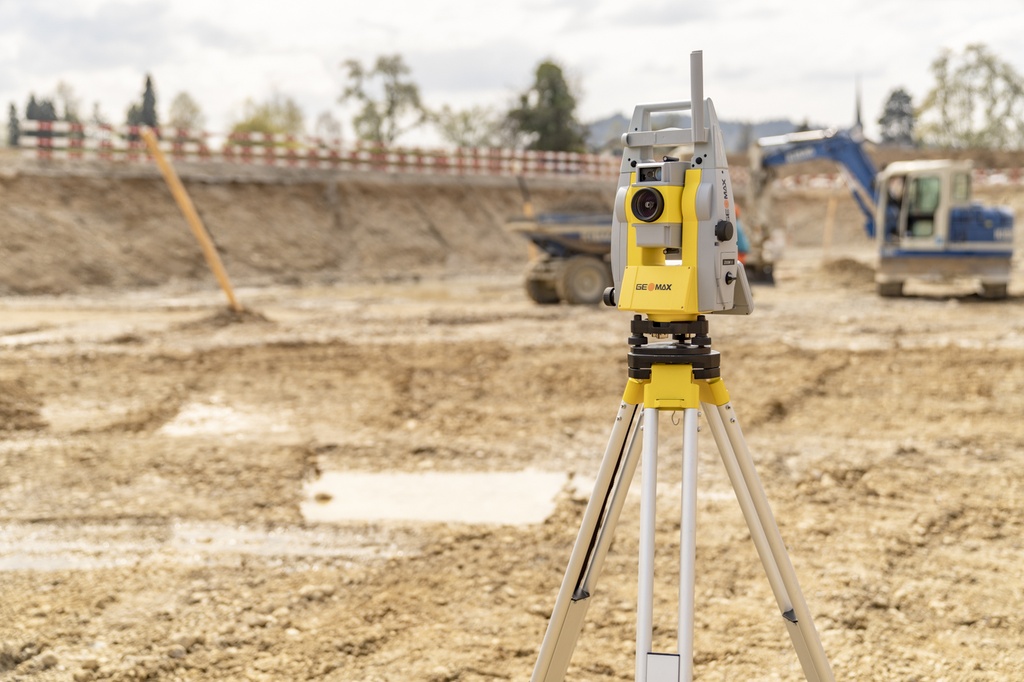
[2,158,1024,681]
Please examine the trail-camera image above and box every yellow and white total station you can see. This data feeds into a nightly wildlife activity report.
[531,51,834,682]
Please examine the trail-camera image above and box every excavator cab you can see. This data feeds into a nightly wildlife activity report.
[878,161,964,247]
[874,160,1013,297]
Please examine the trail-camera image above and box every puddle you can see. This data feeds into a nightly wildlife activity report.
[302,470,568,526]
[158,398,291,438]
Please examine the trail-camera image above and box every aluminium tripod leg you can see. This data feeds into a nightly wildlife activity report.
[701,384,834,682]
[532,397,644,682]
[677,407,699,682]
[636,407,658,681]
[636,405,701,682]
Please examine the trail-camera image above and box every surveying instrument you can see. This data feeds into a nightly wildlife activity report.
[530,52,834,682]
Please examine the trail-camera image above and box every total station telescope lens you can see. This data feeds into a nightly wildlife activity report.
[632,188,664,222]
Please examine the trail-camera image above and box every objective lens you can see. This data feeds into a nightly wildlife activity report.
[631,188,664,222]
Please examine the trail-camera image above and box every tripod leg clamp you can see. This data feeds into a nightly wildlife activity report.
[699,377,731,406]
[622,378,646,406]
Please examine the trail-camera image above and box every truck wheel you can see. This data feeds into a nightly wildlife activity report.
[745,263,775,285]
[557,254,610,303]
[980,283,1008,299]
[525,278,560,304]
[557,256,612,305]
[877,281,903,297]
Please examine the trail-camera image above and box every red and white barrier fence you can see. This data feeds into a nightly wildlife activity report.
[16,120,620,179]
[20,121,1019,187]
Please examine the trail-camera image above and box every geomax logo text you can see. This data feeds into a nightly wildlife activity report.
[636,282,673,291]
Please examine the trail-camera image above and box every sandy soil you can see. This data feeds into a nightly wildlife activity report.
[1,157,1024,680]
[1,243,1024,681]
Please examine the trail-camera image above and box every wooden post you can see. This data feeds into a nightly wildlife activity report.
[823,194,838,263]
[141,127,243,312]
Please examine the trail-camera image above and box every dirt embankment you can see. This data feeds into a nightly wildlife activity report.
[2,154,1023,296]
[0,158,614,296]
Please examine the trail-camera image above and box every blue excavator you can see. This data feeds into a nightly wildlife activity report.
[748,128,1015,298]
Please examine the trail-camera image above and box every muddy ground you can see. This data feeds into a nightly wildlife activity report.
[1,158,1024,681]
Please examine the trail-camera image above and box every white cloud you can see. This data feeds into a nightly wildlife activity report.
[0,0,1022,145]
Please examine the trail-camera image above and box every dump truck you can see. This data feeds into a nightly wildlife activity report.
[507,181,771,305]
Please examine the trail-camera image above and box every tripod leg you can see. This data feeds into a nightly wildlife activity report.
[636,407,658,682]
[701,397,834,682]
[532,398,644,682]
[636,406,700,682]
[678,407,699,682]
[635,363,705,682]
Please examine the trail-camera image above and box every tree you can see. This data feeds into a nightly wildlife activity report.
[38,100,57,122]
[877,88,915,146]
[313,110,342,144]
[55,80,81,122]
[506,60,586,152]
[340,54,426,145]
[26,95,57,122]
[230,93,305,137]
[917,43,1024,149]
[126,103,142,127]
[141,75,157,127]
[26,95,39,121]
[126,74,158,128]
[24,94,56,142]
[90,101,109,127]
[167,92,205,132]
[7,103,18,147]
[430,104,504,148]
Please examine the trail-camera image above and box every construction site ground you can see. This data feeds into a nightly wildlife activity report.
[1,158,1023,681]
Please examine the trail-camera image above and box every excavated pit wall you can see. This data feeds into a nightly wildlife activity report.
[1,152,1021,295]
[0,155,615,295]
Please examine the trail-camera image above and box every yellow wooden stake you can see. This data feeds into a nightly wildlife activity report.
[140,127,243,313]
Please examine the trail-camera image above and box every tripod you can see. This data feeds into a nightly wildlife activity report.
[532,316,833,682]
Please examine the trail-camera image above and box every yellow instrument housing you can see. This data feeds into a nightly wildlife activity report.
[617,169,704,322]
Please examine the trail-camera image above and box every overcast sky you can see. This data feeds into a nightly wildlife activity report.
[2,0,1022,146]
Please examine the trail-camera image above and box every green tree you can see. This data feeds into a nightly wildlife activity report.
[7,103,18,147]
[918,43,1024,149]
[141,75,158,127]
[430,104,504,148]
[24,94,56,142]
[26,95,57,122]
[126,103,142,126]
[230,93,305,137]
[167,91,205,131]
[126,75,158,128]
[877,88,915,146]
[506,60,586,152]
[340,54,426,145]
